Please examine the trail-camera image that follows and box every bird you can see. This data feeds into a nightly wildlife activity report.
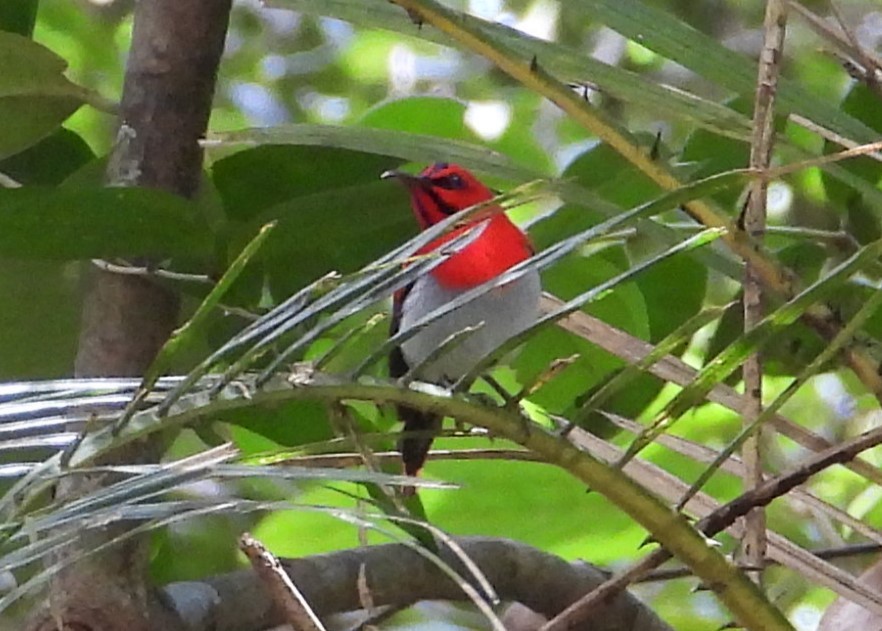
[381,162,541,487]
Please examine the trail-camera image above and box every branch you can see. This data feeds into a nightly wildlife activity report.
[69,371,792,631]
[554,425,882,620]
[159,537,672,631]
[37,2,233,631]
[541,294,882,489]
[239,533,326,631]
[739,0,787,582]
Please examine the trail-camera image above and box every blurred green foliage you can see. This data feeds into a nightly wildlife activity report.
[3,0,882,628]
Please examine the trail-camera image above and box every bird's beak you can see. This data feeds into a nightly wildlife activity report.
[381,169,426,190]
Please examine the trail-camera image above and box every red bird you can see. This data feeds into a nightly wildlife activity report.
[382,162,540,484]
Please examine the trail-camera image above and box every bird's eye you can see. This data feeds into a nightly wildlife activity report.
[435,173,465,190]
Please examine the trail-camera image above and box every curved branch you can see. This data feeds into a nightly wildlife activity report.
[69,371,789,630]
[160,537,672,631]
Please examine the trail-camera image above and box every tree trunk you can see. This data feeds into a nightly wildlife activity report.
[31,2,232,630]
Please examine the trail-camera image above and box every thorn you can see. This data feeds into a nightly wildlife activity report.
[60,431,86,467]
[650,130,663,161]
[557,420,576,438]
[638,534,658,549]
[549,413,576,438]
[482,373,514,406]
[530,54,538,72]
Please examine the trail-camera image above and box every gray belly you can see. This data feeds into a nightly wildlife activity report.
[399,271,541,382]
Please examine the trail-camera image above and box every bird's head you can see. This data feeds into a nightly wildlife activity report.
[381,162,496,230]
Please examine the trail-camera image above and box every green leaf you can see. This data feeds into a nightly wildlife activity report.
[0,31,88,159]
[212,144,404,222]
[515,250,649,416]
[681,98,752,210]
[225,401,334,448]
[0,0,37,36]
[0,259,80,379]
[568,0,877,144]
[360,95,473,138]
[254,178,415,298]
[0,127,94,185]
[214,145,418,297]
[271,0,755,141]
[560,138,665,209]
[0,187,211,260]
[210,121,533,182]
[636,254,707,342]
[424,447,636,560]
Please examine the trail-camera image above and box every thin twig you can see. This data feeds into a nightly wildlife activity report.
[239,532,327,631]
[540,293,882,489]
[90,259,214,284]
[829,1,882,100]
[788,0,882,98]
[639,542,882,583]
[604,411,882,546]
[543,422,882,628]
[740,0,788,581]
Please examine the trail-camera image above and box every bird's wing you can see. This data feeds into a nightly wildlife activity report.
[388,284,411,379]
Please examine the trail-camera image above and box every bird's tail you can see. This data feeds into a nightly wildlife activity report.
[397,405,442,494]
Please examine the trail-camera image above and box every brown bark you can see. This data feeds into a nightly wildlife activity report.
[161,537,672,631]
[31,2,232,630]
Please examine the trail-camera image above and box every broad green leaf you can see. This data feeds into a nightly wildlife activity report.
[558,138,664,209]
[635,254,707,342]
[424,445,644,563]
[0,187,211,260]
[214,144,432,298]
[224,401,334,449]
[0,0,37,36]
[212,144,404,222]
[0,259,80,379]
[0,127,93,185]
[150,514,241,583]
[681,98,752,210]
[528,144,662,251]
[359,96,547,179]
[360,96,474,139]
[236,177,414,298]
[210,122,533,183]
[0,31,89,158]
